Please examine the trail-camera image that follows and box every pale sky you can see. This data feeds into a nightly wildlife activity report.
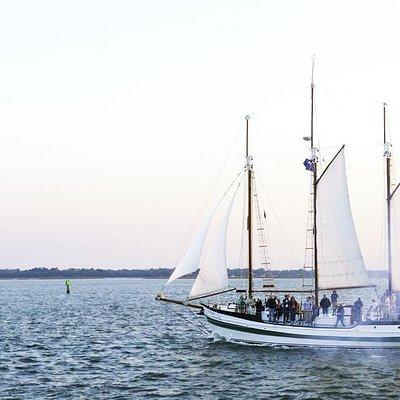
[0,1,399,269]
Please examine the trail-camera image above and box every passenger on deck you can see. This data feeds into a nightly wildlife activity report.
[367,299,379,321]
[238,295,246,313]
[255,298,264,318]
[335,304,345,327]
[320,294,331,315]
[290,296,298,323]
[275,299,283,323]
[265,294,277,322]
[381,292,391,321]
[331,290,339,315]
[396,293,400,317]
[282,294,291,323]
[302,296,313,325]
[354,298,363,323]
[312,303,319,323]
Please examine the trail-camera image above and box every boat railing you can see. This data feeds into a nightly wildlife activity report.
[229,298,400,326]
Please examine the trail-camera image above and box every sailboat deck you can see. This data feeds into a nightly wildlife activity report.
[205,305,400,328]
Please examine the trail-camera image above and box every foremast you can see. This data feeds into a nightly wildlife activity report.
[384,103,393,295]
[245,115,254,298]
[310,59,319,305]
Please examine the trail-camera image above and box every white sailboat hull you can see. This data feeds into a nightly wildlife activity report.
[204,307,400,348]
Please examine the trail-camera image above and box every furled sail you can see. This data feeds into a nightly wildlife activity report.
[390,184,400,292]
[166,207,215,285]
[187,185,238,300]
[316,146,371,290]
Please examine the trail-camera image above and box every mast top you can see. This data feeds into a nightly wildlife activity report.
[311,55,316,87]
[383,102,391,158]
[245,115,253,167]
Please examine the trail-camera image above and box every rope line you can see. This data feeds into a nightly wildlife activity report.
[160,300,210,335]
[253,166,301,268]
[170,122,244,269]
[160,169,244,293]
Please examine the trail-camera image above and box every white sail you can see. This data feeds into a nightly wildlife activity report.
[188,188,236,300]
[316,147,371,290]
[390,185,400,292]
[166,208,216,286]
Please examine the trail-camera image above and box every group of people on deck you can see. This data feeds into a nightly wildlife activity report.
[261,294,300,323]
[367,290,400,321]
[251,294,307,324]
[313,291,363,325]
[238,290,366,326]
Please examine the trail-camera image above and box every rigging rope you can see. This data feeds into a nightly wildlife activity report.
[160,300,211,335]
[158,118,244,296]
[255,145,382,160]
[160,169,245,293]
[320,84,388,110]
[187,307,212,335]
[170,122,244,271]
[253,166,301,269]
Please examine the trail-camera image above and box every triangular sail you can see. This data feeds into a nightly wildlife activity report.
[390,185,400,292]
[187,185,238,300]
[316,147,371,290]
[165,208,215,285]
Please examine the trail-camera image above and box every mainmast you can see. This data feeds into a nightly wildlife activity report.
[384,103,393,295]
[245,115,253,298]
[311,58,319,305]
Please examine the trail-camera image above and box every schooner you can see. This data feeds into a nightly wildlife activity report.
[157,65,400,348]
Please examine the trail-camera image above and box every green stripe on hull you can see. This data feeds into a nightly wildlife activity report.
[206,316,400,343]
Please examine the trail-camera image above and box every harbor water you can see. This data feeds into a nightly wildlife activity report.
[0,277,399,399]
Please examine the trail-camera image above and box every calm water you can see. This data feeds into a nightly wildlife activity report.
[0,278,399,399]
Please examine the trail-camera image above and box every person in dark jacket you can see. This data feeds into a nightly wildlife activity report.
[282,294,291,323]
[320,294,331,315]
[354,298,364,323]
[290,296,298,323]
[275,299,282,323]
[331,290,339,314]
[255,298,264,318]
[312,304,319,324]
[335,304,345,327]
[265,295,277,322]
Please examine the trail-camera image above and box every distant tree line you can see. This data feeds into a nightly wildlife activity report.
[0,267,386,280]
[0,267,172,279]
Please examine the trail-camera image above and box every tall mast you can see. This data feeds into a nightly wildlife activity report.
[384,103,393,295]
[245,115,253,298]
[311,58,318,305]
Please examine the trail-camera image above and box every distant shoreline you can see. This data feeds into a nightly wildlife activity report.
[0,267,387,280]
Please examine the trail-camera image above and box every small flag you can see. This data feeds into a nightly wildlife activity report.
[303,159,314,172]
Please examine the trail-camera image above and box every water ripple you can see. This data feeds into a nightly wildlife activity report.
[1,278,400,399]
